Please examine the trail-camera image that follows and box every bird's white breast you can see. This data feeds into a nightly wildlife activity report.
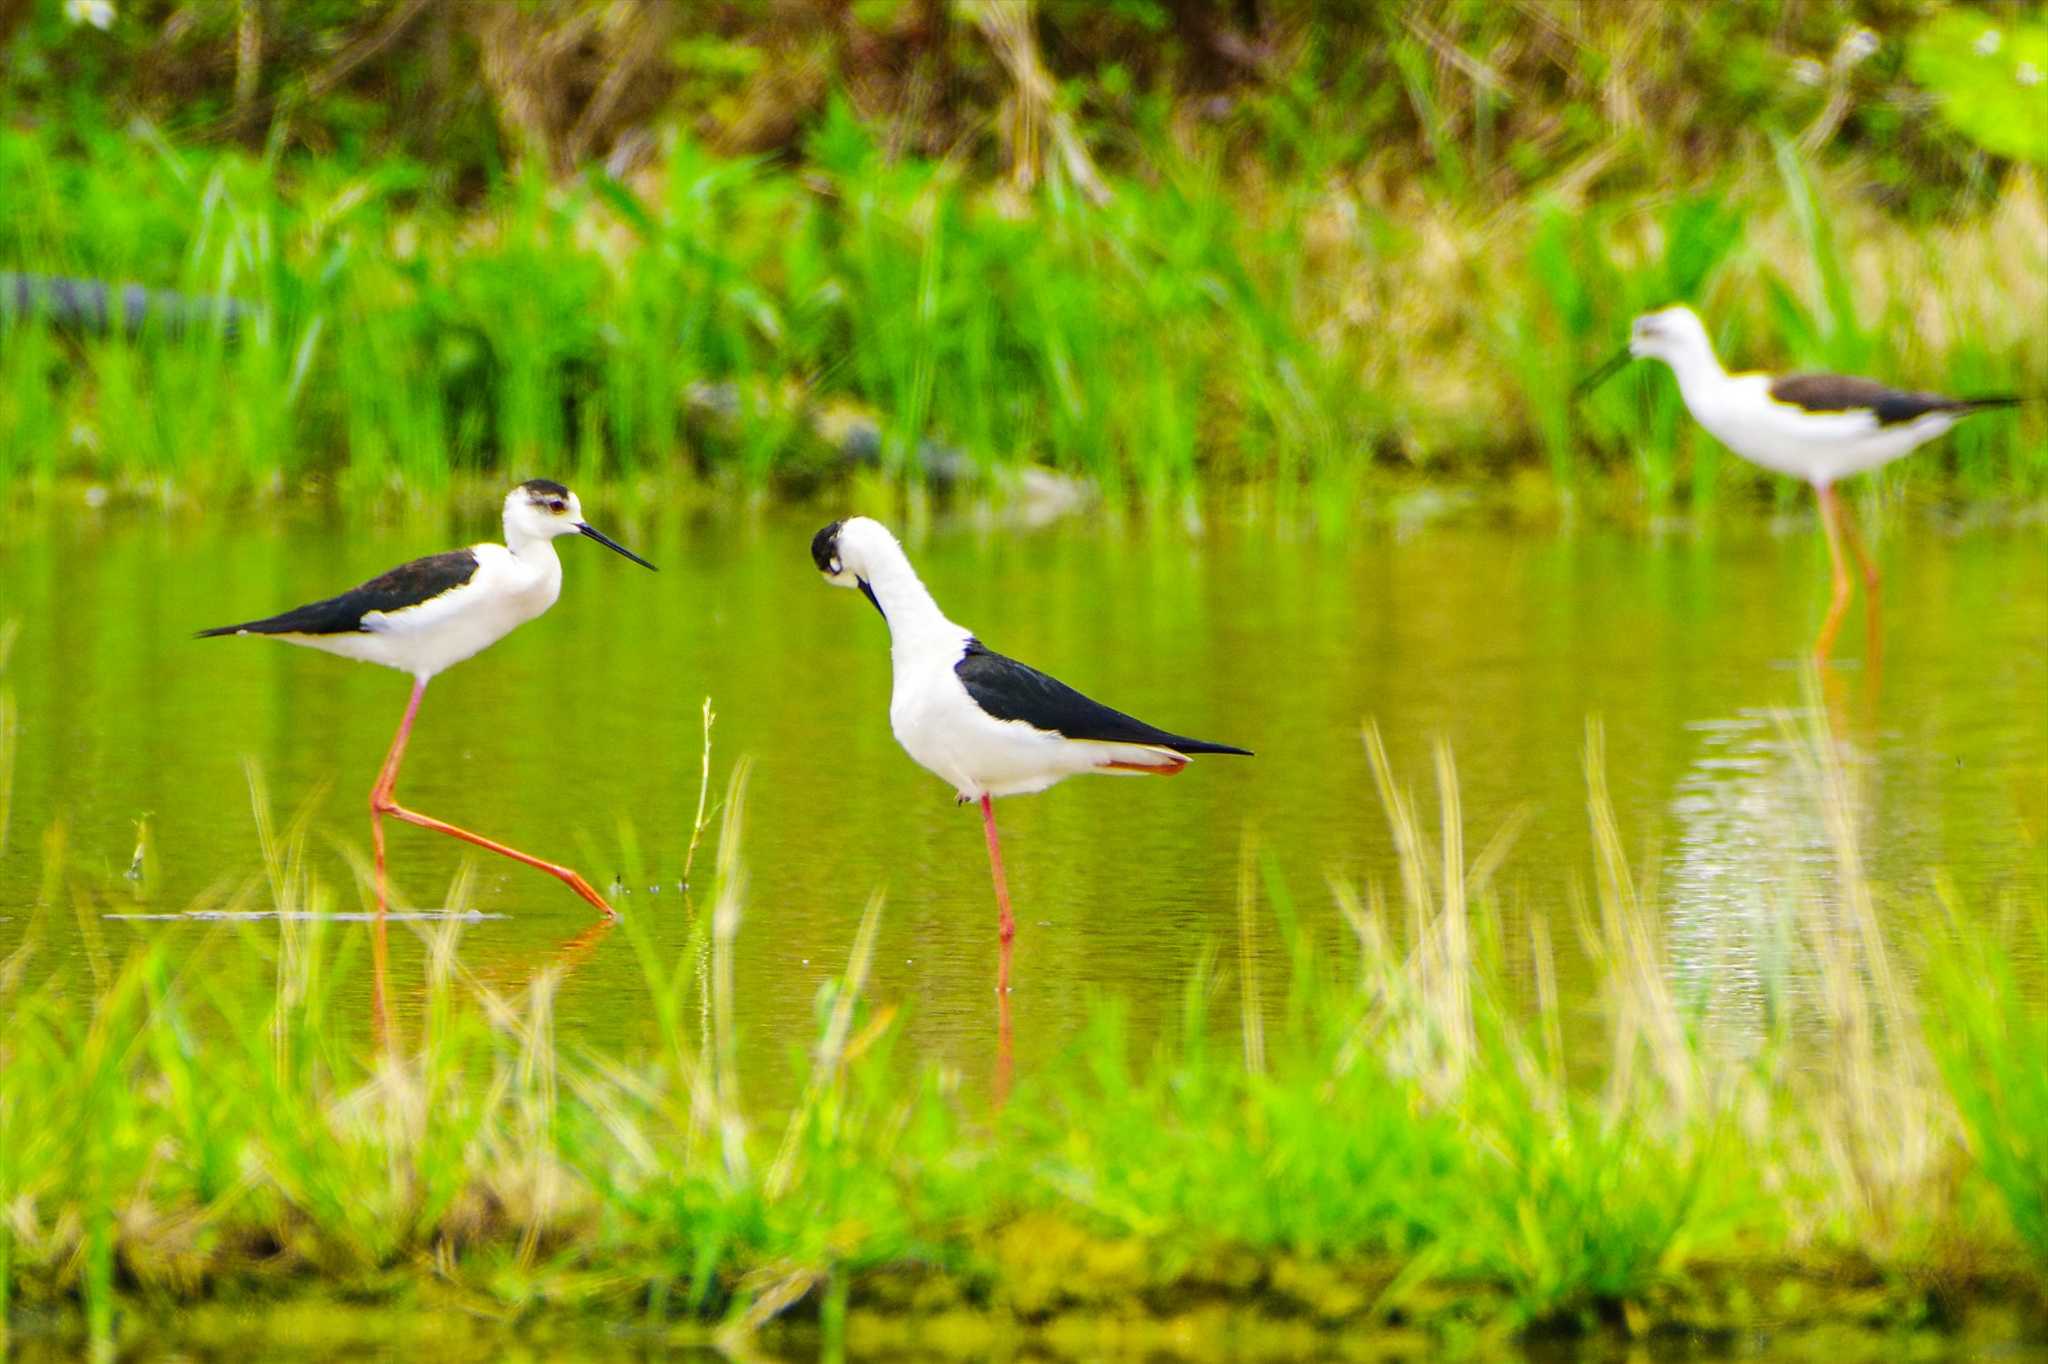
[885,633,1154,801]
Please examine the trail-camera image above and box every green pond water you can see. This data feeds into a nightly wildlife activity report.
[1,501,2044,1099]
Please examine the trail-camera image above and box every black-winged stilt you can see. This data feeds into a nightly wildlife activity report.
[199,479,655,917]
[1581,305,2022,659]
[811,517,1250,988]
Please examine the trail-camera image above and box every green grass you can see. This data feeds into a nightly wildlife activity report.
[0,717,2041,1357]
[0,621,16,859]
[1923,892,2048,1266]
[1,107,2043,514]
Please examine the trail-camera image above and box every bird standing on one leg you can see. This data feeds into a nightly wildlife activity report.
[811,517,1251,992]
[1581,305,2022,661]
[200,480,656,917]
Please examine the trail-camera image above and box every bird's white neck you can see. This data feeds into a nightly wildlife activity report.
[504,518,559,561]
[501,524,565,595]
[862,540,966,657]
[1657,334,1732,410]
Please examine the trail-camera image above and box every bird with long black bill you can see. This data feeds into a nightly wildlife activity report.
[811,517,1251,990]
[199,479,656,917]
[1578,305,2023,660]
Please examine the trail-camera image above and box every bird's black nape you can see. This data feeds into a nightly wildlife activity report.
[811,521,844,573]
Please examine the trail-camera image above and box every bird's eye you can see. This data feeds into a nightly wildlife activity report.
[547,499,568,514]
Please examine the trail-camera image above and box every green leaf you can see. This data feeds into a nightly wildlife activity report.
[1909,9,2048,166]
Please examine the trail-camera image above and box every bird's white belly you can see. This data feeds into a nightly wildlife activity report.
[385,586,551,673]
[891,686,1088,801]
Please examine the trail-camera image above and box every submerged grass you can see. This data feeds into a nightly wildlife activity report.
[1,113,2043,513]
[0,719,2042,1356]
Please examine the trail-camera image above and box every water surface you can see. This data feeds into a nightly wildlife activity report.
[1,501,2042,1092]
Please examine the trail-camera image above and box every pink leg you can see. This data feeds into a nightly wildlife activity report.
[980,794,1015,993]
[369,677,616,919]
[993,984,1014,1111]
[1830,491,1881,593]
[369,910,392,1053]
[369,677,429,912]
[1813,485,1855,665]
[1834,493,1885,669]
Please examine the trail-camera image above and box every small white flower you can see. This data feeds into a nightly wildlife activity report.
[1839,27,1879,66]
[1791,57,1826,87]
[62,0,114,30]
[2020,61,2043,87]
[1974,28,2002,57]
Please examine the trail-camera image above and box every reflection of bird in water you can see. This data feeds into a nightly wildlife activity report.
[199,481,655,918]
[810,517,1251,1006]
[1582,306,2022,662]
[369,909,616,1052]
[1663,706,1877,1050]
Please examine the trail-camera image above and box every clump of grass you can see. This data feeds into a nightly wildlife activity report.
[0,723,2040,1356]
[1922,892,2048,1264]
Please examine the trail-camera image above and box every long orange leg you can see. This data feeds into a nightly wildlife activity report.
[994,983,1015,1111]
[1834,494,1881,593]
[979,793,1015,993]
[1834,492,1885,672]
[369,910,392,1053]
[1812,484,1855,665]
[369,677,429,911]
[370,677,617,919]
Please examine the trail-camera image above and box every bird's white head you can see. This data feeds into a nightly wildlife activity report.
[811,516,901,617]
[503,480,657,569]
[1627,305,1719,373]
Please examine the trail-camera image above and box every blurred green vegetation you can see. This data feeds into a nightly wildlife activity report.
[1,731,2042,1355]
[1,0,2044,507]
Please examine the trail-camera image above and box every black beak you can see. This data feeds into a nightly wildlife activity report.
[857,578,885,619]
[577,523,657,570]
[1573,344,1634,400]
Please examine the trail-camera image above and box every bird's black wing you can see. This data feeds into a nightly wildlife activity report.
[954,639,1251,756]
[1767,373,2015,427]
[197,549,482,637]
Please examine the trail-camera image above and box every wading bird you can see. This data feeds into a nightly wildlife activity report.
[811,517,1251,989]
[1580,305,2022,660]
[200,480,656,917]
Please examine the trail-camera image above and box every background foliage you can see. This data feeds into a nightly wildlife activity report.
[1,0,2044,505]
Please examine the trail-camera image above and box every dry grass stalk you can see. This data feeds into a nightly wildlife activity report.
[1361,722,1488,1090]
[1582,720,1696,1115]
[473,1,678,174]
[684,696,718,883]
[967,0,1109,205]
[710,757,754,1183]
[1774,693,1944,1235]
